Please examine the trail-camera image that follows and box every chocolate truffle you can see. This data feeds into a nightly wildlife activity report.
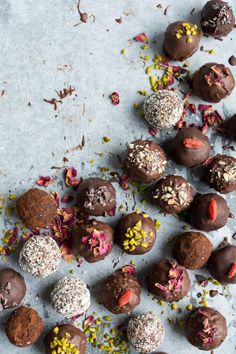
[173,232,212,270]
[76,178,116,216]
[208,241,236,284]
[205,154,236,193]
[115,211,156,255]
[5,307,44,347]
[163,21,200,61]
[19,235,61,278]
[146,259,190,302]
[72,219,113,263]
[143,90,183,129]
[51,277,90,318]
[189,193,230,231]
[0,268,26,310]
[44,324,86,354]
[201,0,235,38]
[123,139,167,183]
[152,175,193,214]
[171,128,211,167]
[17,188,57,229]
[224,114,236,140]
[192,63,235,103]
[101,270,141,314]
[185,307,227,351]
[127,313,165,353]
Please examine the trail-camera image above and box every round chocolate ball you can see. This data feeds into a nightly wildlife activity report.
[192,63,235,103]
[0,268,26,310]
[127,313,165,353]
[51,277,90,318]
[171,128,211,167]
[44,324,86,354]
[152,175,193,214]
[208,242,236,284]
[224,115,236,141]
[5,307,44,347]
[201,0,235,38]
[72,219,113,263]
[143,90,183,129]
[205,154,236,193]
[146,259,190,302]
[101,270,141,314]
[173,232,212,270]
[163,21,200,61]
[115,211,156,255]
[76,178,116,216]
[185,307,227,351]
[19,235,61,278]
[189,193,230,231]
[17,188,57,229]
[123,139,167,183]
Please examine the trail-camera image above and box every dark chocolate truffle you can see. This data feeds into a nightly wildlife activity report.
[171,127,211,167]
[192,63,235,103]
[201,0,235,38]
[101,270,141,314]
[185,307,227,351]
[123,140,167,183]
[5,307,44,347]
[72,219,113,263]
[205,154,236,193]
[0,268,26,310]
[146,259,190,302]
[163,21,200,61]
[17,188,57,229]
[189,193,230,231]
[224,114,236,140]
[76,178,116,216]
[44,324,86,354]
[152,175,193,214]
[208,241,236,284]
[115,211,156,254]
[173,232,212,270]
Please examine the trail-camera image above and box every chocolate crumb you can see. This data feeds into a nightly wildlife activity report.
[228,55,236,66]
[75,0,95,26]
[195,274,208,287]
[115,17,122,24]
[164,5,170,15]
[209,290,218,298]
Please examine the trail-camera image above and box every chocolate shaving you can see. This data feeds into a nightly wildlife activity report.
[43,98,62,110]
[56,85,75,99]
[164,5,170,15]
[115,17,122,24]
[75,0,95,26]
[195,274,208,287]
[222,144,235,151]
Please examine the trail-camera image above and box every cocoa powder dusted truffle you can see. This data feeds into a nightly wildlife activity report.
[224,114,236,140]
[189,193,230,231]
[163,21,200,61]
[143,90,183,129]
[185,307,227,351]
[72,219,113,263]
[205,154,236,193]
[0,268,26,310]
[173,232,212,270]
[101,270,141,314]
[192,63,235,103]
[152,175,193,214]
[171,128,211,167]
[127,313,165,353]
[44,324,86,354]
[5,306,44,347]
[146,259,190,302]
[17,188,57,229]
[201,0,235,38]
[115,211,156,255]
[123,139,167,183]
[76,178,116,216]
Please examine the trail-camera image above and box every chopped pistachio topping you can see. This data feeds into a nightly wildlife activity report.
[175,22,199,44]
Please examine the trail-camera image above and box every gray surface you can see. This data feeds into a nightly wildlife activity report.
[0,0,236,353]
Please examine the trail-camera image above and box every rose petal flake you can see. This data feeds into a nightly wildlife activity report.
[60,242,74,262]
[134,32,148,43]
[110,92,120,105]
[121,264,136,275]
[61,194,74,203]
[148,127,157,137]
[64,167,80,187]
[119,175,130,190]
[36,176,53,187]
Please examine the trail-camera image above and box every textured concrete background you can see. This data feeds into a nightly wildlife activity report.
[0,0,235,353]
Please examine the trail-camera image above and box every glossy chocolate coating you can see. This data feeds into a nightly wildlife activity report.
[224,115,236,141]
[0,268,26,310]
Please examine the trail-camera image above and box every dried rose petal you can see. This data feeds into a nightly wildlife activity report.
[61,194,74,203]
[60,242,74,262]
[119,175,130,190]
[83,316,94,327]
[148,127,157,137]
[195,274,208,287]
[36,176,53,187]
[155,282,167,292]
[64,167,80,187]
[134,32,148,42]
[110,92,120,105]
[106,207,116,216]
[121,264,136,275]
[4,228,18,246]
[51,192,60,207]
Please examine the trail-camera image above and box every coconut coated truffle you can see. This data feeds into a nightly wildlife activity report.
[17,188,57,229]
[0,268,26,310]
[224,115,236,141]
[143,90,183,129]
[5,307,44,347]
[185,307,227,351]
[123,139,167,183]
[19,235,61,278]
[163,21,200,61]
[127,313,165,353]
[51,277,90,318]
